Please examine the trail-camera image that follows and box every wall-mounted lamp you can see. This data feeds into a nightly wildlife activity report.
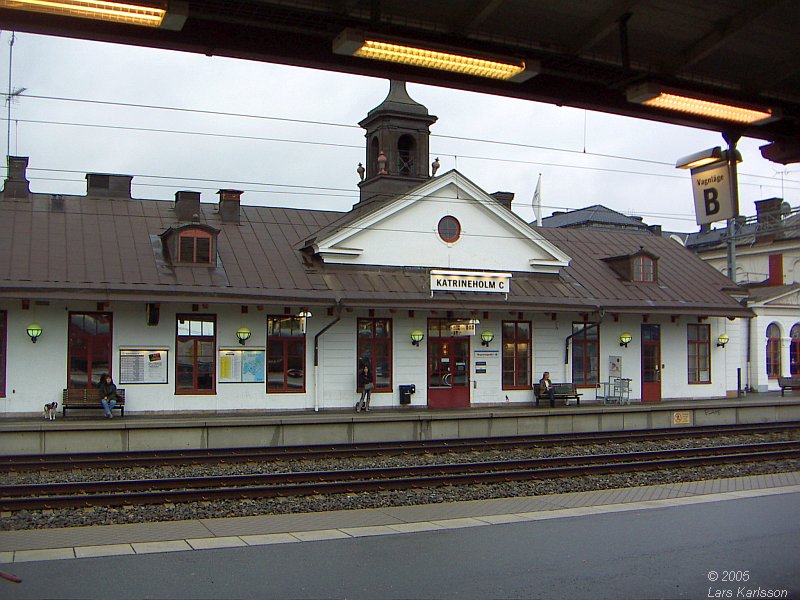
[236,327,251,345]
[0,0,188,30]
[627,83,777,125]
[619,332,632,348]
[717,333,729,348]
[26,323,43,343]
[410,329,424,346]
[480,330,494,346]
[333,29,538,82]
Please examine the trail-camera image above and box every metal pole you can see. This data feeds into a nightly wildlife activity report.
[722,131,741,283]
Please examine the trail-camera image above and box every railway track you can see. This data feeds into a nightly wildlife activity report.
[2,422,798,472]
[3,440,799,512]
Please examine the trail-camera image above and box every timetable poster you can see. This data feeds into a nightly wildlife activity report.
[119,349,168,384]
[219,349,265,383]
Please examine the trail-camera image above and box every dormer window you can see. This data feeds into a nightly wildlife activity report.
[632,255,655,282]
[179,229,212,264]
[159,223,219,267]
[603,248,658,283]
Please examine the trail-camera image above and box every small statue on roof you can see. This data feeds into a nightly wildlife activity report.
[431,157,440,176]
[357,162,365,181]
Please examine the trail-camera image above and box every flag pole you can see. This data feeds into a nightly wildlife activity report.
[533,173,542,226]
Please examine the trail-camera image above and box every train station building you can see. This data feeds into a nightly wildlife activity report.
[0,82,756,416]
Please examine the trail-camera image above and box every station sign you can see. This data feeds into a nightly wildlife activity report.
[689,161,737,225]
[430,270,511,294]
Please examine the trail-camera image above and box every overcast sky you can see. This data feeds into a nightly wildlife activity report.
[2,31,798,232]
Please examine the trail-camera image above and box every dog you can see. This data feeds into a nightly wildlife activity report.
[43,402,58,421]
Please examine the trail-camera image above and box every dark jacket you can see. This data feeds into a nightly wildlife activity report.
[358,369,373,388]
[99,378,118,400]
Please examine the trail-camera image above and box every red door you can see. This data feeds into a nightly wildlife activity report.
[427,337,470,408]
[641,324,661,402]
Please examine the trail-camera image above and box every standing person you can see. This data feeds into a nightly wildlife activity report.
[98,373,120,418]
[355,364,374,412]
[539,371,555,408]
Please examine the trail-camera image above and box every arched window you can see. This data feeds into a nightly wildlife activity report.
[766,323,781,378]
[791,324,800,376]
[178,228,213,264]
[397,134,416,176]
[369,137,380,178]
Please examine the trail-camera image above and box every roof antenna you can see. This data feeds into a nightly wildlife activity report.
[5,32,26,164]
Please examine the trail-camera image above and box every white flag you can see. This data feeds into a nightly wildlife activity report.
[533,173,542,226]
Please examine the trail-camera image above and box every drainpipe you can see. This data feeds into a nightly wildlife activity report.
[312,302,342,412]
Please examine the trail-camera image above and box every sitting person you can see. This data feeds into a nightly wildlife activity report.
[539,371,555,407]
[98,373,120,418]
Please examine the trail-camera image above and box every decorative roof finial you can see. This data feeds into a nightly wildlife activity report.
[377,151,388,175]
[357,162,365,181]
[431,157,440,176]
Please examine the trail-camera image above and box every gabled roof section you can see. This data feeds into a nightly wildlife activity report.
[540,204,653,233]
[301,169,571,274]
[745,283,800,307]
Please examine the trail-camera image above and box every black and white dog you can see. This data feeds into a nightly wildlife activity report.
[43,401,58,420]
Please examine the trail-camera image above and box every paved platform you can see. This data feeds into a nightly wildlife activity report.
[2,471,798,565]
[3,392,799,455]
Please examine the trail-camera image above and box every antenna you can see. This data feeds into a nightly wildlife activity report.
[5,32,26,166]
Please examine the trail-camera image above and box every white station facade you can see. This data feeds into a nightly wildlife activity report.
[0,82,753,416]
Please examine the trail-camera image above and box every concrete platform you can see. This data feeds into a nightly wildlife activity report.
[1,393,798,455]
[1,471,798,563]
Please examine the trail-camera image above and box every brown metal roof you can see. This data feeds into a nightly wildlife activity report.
[0,190,751,318]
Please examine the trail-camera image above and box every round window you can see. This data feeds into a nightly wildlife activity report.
[437,216,461,243]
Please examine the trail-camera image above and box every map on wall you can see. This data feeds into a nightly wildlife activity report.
[219,349,265,383]
[119,349,169,384]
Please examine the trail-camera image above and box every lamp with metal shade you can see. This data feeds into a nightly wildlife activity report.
[619,332,632,348]
[236,327,251,345]
[26,323,43,343]
[717,333,729,348]
[410,330,424,346]
[480,330,494,346]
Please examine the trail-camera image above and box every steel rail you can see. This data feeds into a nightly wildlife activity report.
[2,442,798,511]
[2,422,798,472]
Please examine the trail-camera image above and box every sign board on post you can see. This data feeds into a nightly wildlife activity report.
[690,161,737,225]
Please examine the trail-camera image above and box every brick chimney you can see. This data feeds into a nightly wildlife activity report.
[174,191,201,222]
[86,173,133,198]
[755,197,783,243]
[217,189,242,224]
[490,191,514,211]
[2,156,31,199]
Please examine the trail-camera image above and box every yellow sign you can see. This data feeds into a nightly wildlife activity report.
[672,411,692,426]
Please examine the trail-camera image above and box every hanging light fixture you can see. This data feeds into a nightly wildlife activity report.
[333,29,538,82]
[0,0,188,29]
[627,83,777,125]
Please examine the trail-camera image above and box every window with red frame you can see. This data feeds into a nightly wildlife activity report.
[571,322,599,386]
[178,229,212,264]
[176,315,216,394]
[687,324,711,383]
[632,255,655,282]
[357,318,392,392]
[766,323,781,379]
[0,311,6,397]
[267,316,305,393]
[790,324,799,376]
[68,312,112,389]
[502,321,531,389]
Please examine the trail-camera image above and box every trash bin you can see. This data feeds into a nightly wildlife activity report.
[399,384,416,405]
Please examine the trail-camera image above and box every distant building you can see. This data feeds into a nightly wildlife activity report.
[540,204,661,235]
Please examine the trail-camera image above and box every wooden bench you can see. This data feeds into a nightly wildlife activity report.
[62,388,125,417]
[778,376,800,397]
[533,382,581,406]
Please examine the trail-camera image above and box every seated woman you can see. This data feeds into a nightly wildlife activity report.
[539,371,556,407]
[98,373,120,418]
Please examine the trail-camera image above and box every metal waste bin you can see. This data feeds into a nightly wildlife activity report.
[399,384,416,405]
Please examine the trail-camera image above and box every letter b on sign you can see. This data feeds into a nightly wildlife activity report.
[703,188,720,216]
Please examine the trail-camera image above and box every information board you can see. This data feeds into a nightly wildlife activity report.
[219,349,265,383]
[119,349,169,384]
